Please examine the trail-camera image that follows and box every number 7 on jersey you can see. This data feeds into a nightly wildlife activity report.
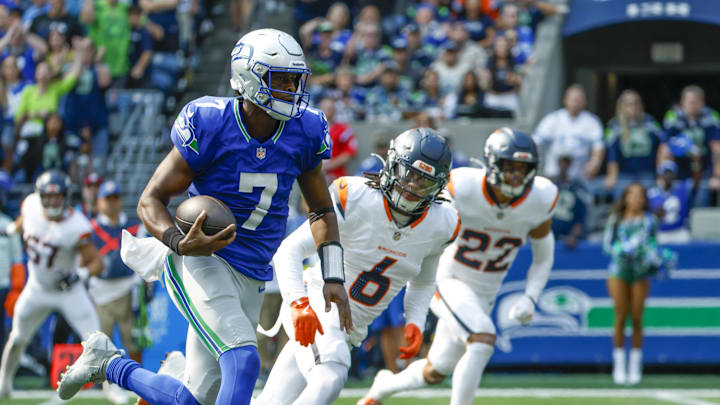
[238,172,278,231]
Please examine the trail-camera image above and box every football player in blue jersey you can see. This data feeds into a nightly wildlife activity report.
[58,28,353,405]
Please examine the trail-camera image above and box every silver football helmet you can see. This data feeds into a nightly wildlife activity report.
[229,28,311,121]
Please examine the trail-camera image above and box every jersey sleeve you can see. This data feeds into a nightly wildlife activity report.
[74,214,93,246]
[301,107,332,172]
[170,99,217,174]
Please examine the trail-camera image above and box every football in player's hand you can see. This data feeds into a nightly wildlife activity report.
[175,195,235,237]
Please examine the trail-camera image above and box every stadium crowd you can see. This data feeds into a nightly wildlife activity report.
[0,0,216,190]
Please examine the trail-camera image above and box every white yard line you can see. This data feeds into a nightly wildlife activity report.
[654,392,719,405]
[10,388,720,400]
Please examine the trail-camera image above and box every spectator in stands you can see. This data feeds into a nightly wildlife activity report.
[661,85,720,199]
[306,20,344,89]
[604,182,674,386]
[533,84,605,181]
[413,3,445,48]
[140,0,180,53]
[21,0,49,29]
[0,182,24,353]
[494,4,534,66]
[45,23,73,76]
[355,129,394,175]
[13,39,87,181]
[343,23,385,87]
[604,89,663,193]
[323,65,365,122]
[431,41,471,96]
[41,113,65,170]
[552,153,588,248]
[299,2,352,51]
[319,97,357,181]
[30,0,84,42]
[62,40,111,172]
[364,62,413,123]
[82,0,130,85]
[402,23,433,68]
[504,0,569,34]
[76,171,102,217]
[413,68,454,121]
[479,35,520,116]
[459,0,495,47]
[70,134,93,183]
[88,181,146,362]
[453,70,485,118]
[647,160,694,244]
[387,36,422,93]
[448,20,487,71]
[0,56,29,172]
[0,21,48,83]
[127,4,153,89]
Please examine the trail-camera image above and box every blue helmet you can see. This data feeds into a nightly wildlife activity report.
[484,127,538,198]
[380,128,452,215]
[35,169,71,218]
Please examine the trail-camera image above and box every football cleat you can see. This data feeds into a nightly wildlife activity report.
[357,369,394,405]
[57,331,124,400]
[136,351,186,405]
[356,397,383,405]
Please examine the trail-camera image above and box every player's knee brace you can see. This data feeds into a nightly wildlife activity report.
[216,346,260,404]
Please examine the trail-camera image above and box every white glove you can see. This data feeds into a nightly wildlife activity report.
[508,295,535,325]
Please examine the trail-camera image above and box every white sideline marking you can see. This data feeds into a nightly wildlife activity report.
[654,392,718,405]
[10,388,720,400]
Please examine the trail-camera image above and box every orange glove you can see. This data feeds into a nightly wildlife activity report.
[5,263,26,317]
[290,297,324,347]
[398,323,422,359]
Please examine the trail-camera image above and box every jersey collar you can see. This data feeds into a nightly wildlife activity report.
[382,198,429,228]
[482,176,531,208]
[233,98,286,144]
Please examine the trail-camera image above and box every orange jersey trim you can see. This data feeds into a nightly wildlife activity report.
[383,198,393,223]
[409,209,429,229]
[482,177,494,206]
[548,190,559,213]
[332,177,350,217]
[510,186,532,208]
[450,213,462,242]
[447,174,455,198]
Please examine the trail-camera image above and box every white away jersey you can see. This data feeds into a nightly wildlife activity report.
[438,167,558,297]
[21,193,92,288]
[304,176,460,344]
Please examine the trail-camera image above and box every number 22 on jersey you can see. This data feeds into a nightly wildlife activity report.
[454,229,522,272]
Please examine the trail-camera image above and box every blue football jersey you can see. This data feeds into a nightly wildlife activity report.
[170,96,332,281]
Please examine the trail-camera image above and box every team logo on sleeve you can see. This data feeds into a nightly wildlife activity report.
[174,109,199,155]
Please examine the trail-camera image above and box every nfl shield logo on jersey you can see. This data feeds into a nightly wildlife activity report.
[256,147,266,160]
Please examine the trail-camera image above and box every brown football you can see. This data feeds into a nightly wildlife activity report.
[175,195,236,237]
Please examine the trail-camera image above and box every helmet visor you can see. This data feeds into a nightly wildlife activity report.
[394,163,443,200]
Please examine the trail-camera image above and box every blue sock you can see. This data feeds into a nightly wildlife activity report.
[215,346,260,405]
[105,357,200,405]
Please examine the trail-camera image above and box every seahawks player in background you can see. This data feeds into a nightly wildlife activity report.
[58,28,353,405]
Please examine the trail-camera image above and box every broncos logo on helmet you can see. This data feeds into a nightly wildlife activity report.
[379,128,453,216]
[484,127,539,198]
[35,169,71,219]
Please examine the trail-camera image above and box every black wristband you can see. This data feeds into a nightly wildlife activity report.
[308,206,335,224]
[162,226,184,255]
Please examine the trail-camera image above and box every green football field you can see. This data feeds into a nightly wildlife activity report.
[2,374,719,405]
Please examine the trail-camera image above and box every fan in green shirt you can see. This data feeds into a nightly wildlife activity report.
[14,38,90,140]
[81,0,130,78]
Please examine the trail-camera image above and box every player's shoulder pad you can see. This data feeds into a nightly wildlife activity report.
[329,176,370,219]
[21,192,41,217]
[447,166,483,199]
[69,207,93,237]
[431,200,461,245]
[531,176,559,215]
[300,106,332,156]
[172,96,233,155]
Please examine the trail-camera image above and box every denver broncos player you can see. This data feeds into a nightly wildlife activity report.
[58,28,350,405]
[0,170,105,399]
[359,128,558,405]
[254,128,461,405]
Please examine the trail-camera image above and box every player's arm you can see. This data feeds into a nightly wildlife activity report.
[137,147,235,256]
[296,162,352,332]
[78,240,104,277]
[509,218,555,325]
[400,250,441,359]
[4,215,23,236]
